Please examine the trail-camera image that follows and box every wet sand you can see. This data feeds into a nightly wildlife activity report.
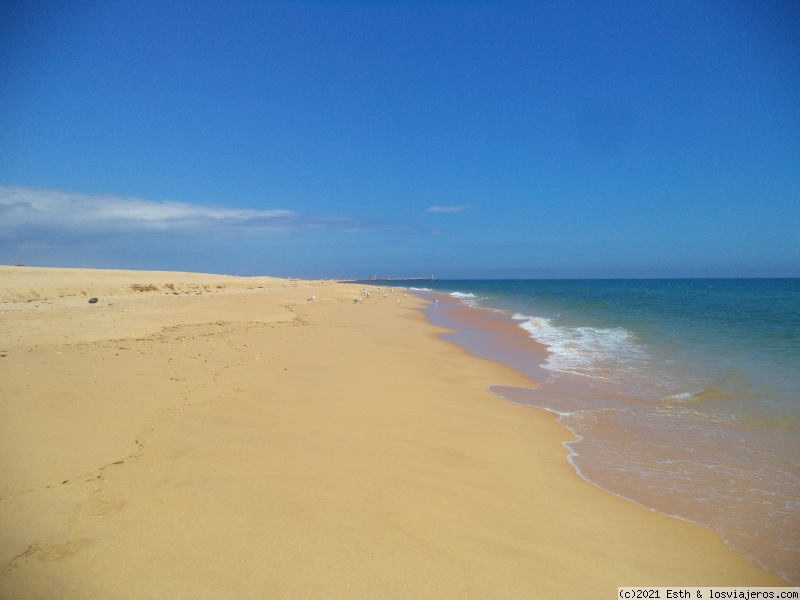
[0,266,786,599]
[418,293,553,385]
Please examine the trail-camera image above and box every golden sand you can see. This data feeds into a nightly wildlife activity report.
[0,266,785,598]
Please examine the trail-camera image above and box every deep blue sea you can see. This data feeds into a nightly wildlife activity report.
[404,279,799,583]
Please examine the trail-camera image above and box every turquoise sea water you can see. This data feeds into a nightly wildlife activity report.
[404,279,799,583]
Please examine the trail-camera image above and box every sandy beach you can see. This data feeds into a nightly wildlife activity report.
[0,266,785,599]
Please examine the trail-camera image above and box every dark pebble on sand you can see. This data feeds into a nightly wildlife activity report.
[88,298,98,304]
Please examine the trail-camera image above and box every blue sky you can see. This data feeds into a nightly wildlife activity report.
[1,0,798,278]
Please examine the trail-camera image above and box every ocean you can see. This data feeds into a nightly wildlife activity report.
[403,279,799,583]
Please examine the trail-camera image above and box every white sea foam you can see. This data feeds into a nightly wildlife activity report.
[449,291,484,307]
[659,391,713,407]
[511,313,648,382]
[664,391,699,401]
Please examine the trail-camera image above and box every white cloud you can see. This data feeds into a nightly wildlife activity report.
[425,205,471,214]
[0,185,308,239]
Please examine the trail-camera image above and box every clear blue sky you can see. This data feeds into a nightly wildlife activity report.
[1,0,798,278]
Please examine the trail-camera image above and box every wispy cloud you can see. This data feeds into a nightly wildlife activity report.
[0,186,354,240]
[425,205,472,214]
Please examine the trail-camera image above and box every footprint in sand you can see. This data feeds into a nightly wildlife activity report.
[84,498,125,517]
[38,539,93,561]
[13,538,93,565]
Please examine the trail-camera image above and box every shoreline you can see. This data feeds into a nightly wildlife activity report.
[411,286,796,584]
[0,266,787,598]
